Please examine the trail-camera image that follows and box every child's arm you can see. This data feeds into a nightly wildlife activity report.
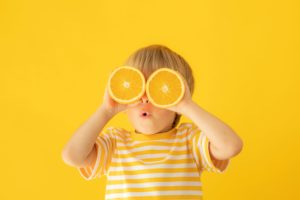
[167,74,243,161]
[183,101,243,160]
[61,105,114,167]
[61,85,137,168]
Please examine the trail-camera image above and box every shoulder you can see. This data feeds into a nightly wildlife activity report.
[100,126,130,140]
[178,122,199,132]
[177,122,202,141]
[98,126,118,139]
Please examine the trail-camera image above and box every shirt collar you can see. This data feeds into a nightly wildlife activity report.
[130,126,177,141]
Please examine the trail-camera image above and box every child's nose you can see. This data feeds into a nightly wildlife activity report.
[141,93,150,104]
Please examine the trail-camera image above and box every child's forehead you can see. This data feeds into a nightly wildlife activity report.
[137,66,188,81]
[143,73,151,81]
[140,70,153,80]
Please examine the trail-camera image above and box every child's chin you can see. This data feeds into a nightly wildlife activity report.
[136,126,157,134]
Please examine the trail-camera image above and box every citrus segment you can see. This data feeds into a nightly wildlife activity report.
[146,68,185,108]
[108,66,145,104]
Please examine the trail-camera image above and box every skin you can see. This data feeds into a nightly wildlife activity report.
[122,71,178,135]
[124,72,243,160]
[166,73,244,160]
[123,93,177,135]
[62,72,243,168]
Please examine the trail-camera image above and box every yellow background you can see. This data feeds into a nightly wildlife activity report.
[1,0,299,199]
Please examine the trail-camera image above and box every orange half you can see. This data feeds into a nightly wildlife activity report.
[146,68,185,108]
[108,66,145,104]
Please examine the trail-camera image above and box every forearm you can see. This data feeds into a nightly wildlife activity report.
[183,100,243,157]
[62,105,115,166]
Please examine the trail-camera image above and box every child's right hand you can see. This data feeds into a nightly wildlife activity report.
[101,85,141,117]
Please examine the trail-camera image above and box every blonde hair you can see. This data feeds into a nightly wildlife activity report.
[123,44,195,128]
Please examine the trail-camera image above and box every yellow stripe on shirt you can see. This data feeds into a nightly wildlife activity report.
[76,122,230,199]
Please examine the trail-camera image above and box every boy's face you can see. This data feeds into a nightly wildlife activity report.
[123,92,176,135]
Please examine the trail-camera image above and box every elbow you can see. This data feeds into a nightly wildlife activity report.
[61,149,84,167]
[228,137,244,157]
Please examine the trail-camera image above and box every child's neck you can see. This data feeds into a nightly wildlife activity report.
[136,124,174,135]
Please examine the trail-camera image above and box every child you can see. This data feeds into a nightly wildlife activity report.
[62,44,243,200]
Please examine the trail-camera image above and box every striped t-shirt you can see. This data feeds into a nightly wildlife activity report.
[77,122,230,200]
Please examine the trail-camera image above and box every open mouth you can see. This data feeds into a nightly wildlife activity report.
[139,111,151,118]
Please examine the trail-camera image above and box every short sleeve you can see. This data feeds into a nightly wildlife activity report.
[77,127,116,180]
[186,123,230,173]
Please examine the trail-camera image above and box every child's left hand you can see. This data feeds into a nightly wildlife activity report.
[165,74,194,115]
